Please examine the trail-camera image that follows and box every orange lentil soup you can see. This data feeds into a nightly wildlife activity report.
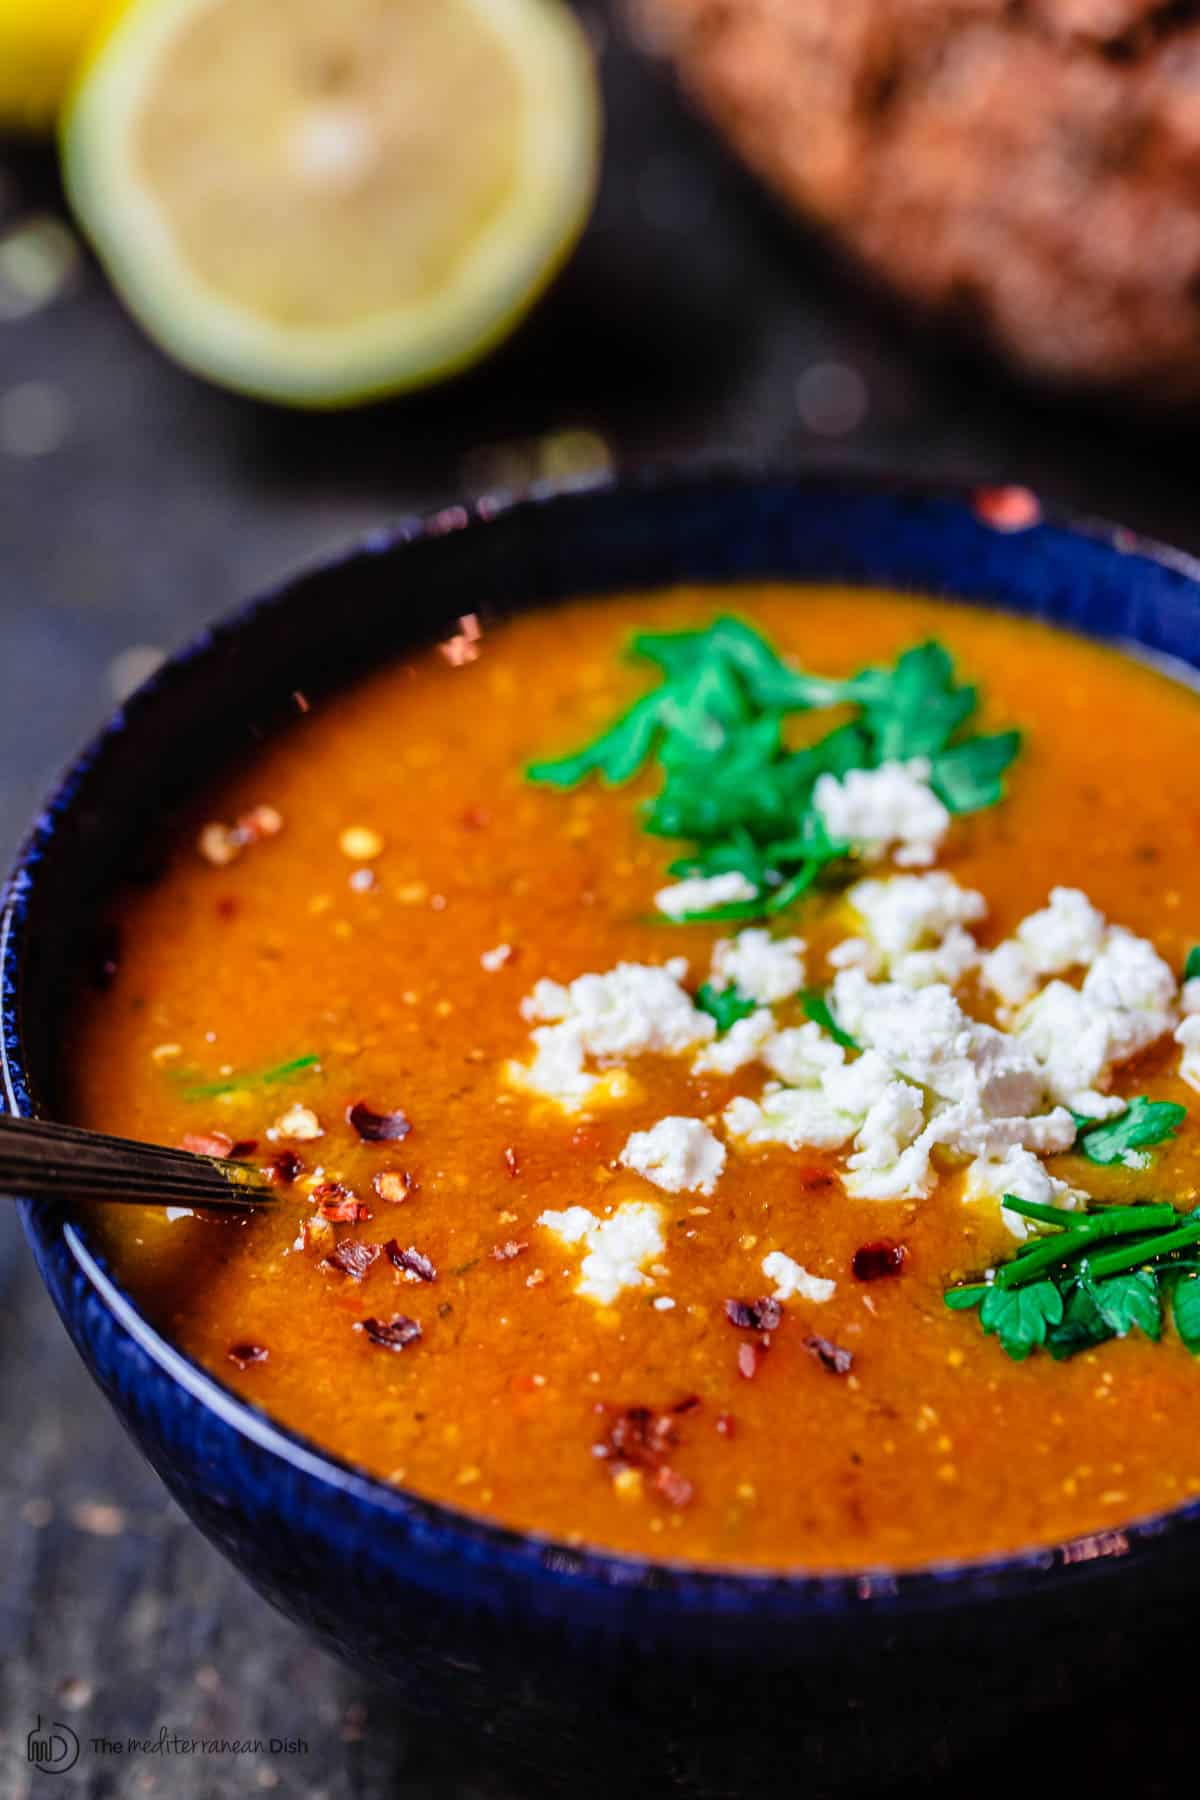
[69,586,1200,1571]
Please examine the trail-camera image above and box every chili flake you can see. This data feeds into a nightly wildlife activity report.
[384,1241,436,1283]
[323,1240,380,1280]
[804,1335,855,1376]
[357,1315,422,1351]
[179,1131,234,1159]
[724,1297,783,1333]
[347,1100,412,1143]
[852,1241,907,1282]
[373,1169,416,1204]
[227,1343,268,1370]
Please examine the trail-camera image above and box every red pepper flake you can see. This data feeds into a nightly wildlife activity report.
[384,1240,436,1283]
[227,1343,268,1370]
[313,1183,372,1224]
[179,1131,234,1159]
[654,1466,694,1508]
[724,1296,783,1333]
[973,485,1041,533]
[265,1149,304,1184]
[373,1169,416,1204]
[852,1240,907,1282]
[229,1138,258,1159]
[715,1412,736,1438]
[460,805,489,830]
[737,1343,760,1381]
[439,613,482,666]
[216,895,238,920]
[357,1314,422,1351]
[236,803,283,843]
[347,1100,412,1144]
[492,1240,528,1261]
[292,689,310,714]
[598,1405,677,1470]
[323,1239,380,1280]
[671,1394,702,1415]
[502,1146,521,1178]
[796,1164,835,1191]
[804,1335,854,1376]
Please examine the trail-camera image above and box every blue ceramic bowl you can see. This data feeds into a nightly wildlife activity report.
[6,474,1200,1792]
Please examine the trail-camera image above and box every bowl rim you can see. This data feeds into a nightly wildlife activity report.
[5,464,1199,1613]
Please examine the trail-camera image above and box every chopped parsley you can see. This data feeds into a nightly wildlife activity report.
[1186,944,1200,982]
[799,988,860,1052]
[177,1052,321,1101]
[694,982,757,1035]
[945,1195,1200,1361]
[1072,1096,1186,1170]
[528,617,1021,921]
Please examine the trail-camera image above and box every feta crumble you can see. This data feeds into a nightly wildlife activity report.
[481,943,513,972]
[693,1008,777,1075]
[981,887,1108,1009]
[506,959,714,1108]
[761,1250,836,1303]
[813,758,950,869]
[537,1201,666,1304]
[655,871,758,918]
[709,929,806,1004]
[962,1145,1086,1240]
[620,1116,727,1195]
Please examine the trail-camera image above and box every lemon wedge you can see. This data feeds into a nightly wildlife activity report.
[61,0,600,406]
[0,0,115,132]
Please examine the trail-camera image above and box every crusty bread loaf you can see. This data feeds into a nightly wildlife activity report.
[647,0,1200,400]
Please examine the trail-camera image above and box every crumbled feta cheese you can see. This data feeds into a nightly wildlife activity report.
[845,872,986,961]
[693,1008,777,1075]
[813,758,950,868]
[1015,929,1177,1115]
[653,1295,676,1311]
[724,1085,858,1151]
[620,1116,727,1194]
[654,871,758,917]
[481,943,513,972]
[508,959,713,1108]
[538,1201,666,1304]
[762,1021,847,1087]
[962,1146,1086,1239]
[844,1080,939,1201]
[981,887,1109,1008]
[709,929,806,1005]
[1177,1014,1200,1091]
[761,1250,835,1303]
[1182,978,1200,1017]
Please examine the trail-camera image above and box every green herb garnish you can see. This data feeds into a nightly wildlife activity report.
[945,1194,1200,1360]
[1072,1096,1186,1169]
[1185,945,1200,982]
[177,1052,321,1101]
[799,989,860,1052]
[528,617,1021,921]
[695,982,758,1036]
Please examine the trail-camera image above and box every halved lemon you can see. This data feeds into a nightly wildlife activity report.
[61,0,600,406]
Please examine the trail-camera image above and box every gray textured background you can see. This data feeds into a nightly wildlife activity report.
[4,4,1200,1795]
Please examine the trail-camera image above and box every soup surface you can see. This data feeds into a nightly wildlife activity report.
[71,585,1200,1570]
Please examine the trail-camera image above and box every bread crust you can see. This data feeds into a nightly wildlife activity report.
[647,0,1200,400]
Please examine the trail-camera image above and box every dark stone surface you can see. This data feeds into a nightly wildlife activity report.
[3,4,1200,1794]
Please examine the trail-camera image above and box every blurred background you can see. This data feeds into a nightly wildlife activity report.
[3,0,1200,1792]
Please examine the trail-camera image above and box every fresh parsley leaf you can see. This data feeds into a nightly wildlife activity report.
[943,1284,988,1310]
[527,690,667,788]
[179,1052,321,1101]
[929,731,1022,814]
[695,982,758,1036]
[528,618,1023,922]
[1084,1269,1163,1340]
[979,1281,1064,1360]
[1185,945,1200,982]
[1073,1096,1186,1169]
[860,641,977,763]
[1169,1271,1200,1353]
[800,989,859,1051]
[1045,1282,1116,1361]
